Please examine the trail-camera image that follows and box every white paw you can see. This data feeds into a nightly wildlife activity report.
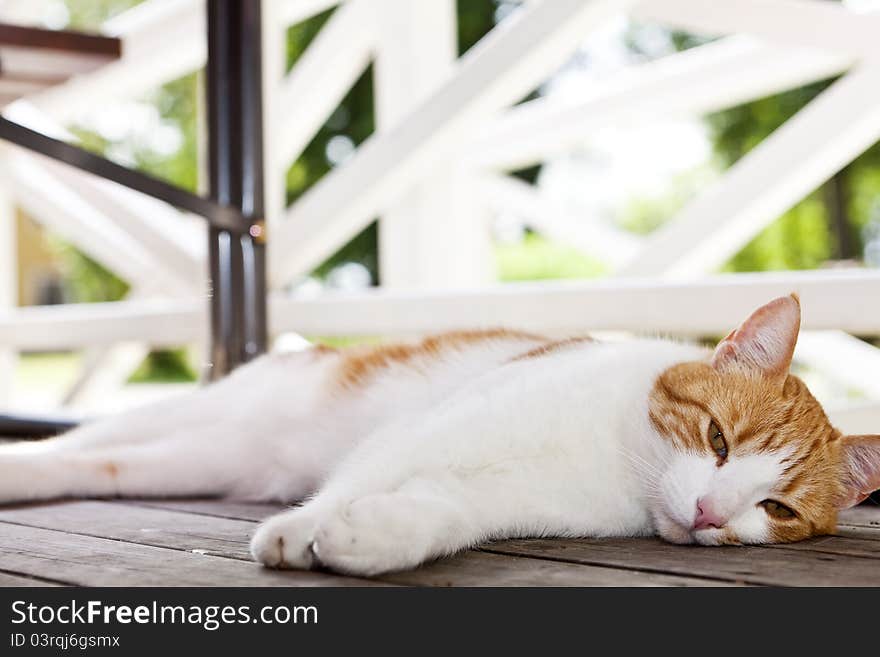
[310,493,430,576]
[250,508,322,570]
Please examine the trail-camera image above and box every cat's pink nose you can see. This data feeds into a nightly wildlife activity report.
[693,497,727,530]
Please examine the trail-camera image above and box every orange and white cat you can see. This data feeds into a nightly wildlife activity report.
[1,295,878,575]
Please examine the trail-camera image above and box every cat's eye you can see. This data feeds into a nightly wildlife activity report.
[707,421,728,460]
[760,500,796,519]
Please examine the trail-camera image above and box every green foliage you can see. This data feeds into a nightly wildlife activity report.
[128,349,197,383]
[496,233,606,281]
[724,195,832,272]
[64,0,142,30]
[619,166,718,235]
[47,238,129,303]
[703,78,880,269]
[457,0,499,56]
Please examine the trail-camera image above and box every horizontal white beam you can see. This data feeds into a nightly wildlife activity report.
[271,0,341,27]
[620,65,880,278]
[0,298,206,350]
[4,270,879,349]
[636,0,880,60]
[274,0,376,171]
[271,269,880,337]
[271,0,637,286]
[470,36,851,170]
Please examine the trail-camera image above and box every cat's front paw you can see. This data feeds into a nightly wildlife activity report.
[310,493,433,576]
[250,508,321,570]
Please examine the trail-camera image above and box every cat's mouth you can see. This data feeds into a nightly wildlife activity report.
[652,508,696,544]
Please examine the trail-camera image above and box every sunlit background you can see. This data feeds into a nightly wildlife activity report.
[2,0,880,418]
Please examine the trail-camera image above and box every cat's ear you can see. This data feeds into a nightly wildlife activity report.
[710,294,800,382]
[836,434,880,509]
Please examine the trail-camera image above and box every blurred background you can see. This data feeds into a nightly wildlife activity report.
[1,0,879,424]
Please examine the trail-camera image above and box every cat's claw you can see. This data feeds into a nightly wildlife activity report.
[250,509,320,570]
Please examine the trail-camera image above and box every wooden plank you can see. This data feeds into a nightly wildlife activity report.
[765,535,880,559]
[0,501,259,560]
[0,522,383,587]
[385,551,734,587]
[483,537,880,586]
[834,524,880,541]
[0,23,121,57]
[6,500,880,586]
[125,499,289,522]
[838,505,880,529]
[0,501,729,586]
[0,571,59,587]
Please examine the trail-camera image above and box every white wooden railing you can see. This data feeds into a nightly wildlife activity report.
[0,0,878,431]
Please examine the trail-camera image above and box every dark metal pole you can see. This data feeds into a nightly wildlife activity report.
[205,0,268,380]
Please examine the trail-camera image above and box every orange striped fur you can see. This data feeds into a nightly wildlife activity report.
[332,329,545,389]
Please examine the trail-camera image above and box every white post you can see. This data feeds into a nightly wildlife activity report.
[271,0,634,287]
[262,0,287,256]
[374,0,490,288]
[0,180,18,404]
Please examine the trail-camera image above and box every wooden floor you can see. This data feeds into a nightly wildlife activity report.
[1,498,879,586]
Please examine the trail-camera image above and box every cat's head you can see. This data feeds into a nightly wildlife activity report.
[647,294,880,546]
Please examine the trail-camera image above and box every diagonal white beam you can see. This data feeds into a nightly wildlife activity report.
[470,35,851,170]
[618,65,880,278]
[15,0,206,123]
[40,159,205,289]
[2,102,204,291]
[796,331,880,399]
[271,0,342,27]
[62,341,152,409]
[274,0,376,172]
[479,173,642,267]
[5,152,189,294]
[271,0,637,286]
[636,0,880,60]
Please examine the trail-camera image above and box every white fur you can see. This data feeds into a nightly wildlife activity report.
[0,335,782,574]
